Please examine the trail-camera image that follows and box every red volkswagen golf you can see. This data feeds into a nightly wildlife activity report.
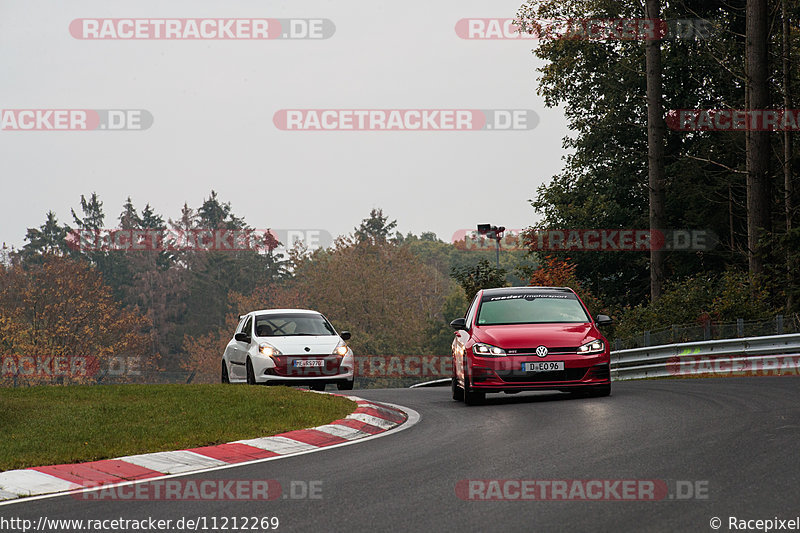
[451,286,612,404]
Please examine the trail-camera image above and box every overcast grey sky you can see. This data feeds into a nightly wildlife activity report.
[0,0,571,250]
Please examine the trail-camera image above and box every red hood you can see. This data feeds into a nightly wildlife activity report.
[472,323,601,350]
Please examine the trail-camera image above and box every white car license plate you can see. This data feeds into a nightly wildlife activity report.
[523,361,564,372]
[294,360,325,367]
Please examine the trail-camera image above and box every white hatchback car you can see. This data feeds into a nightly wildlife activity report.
[221,309,354,390]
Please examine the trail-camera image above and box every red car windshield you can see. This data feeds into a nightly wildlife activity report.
[477,293,590,325]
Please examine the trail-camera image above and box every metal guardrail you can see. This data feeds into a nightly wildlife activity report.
[612,313,800,351]
[610,333,800,380]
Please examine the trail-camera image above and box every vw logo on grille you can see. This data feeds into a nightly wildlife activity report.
[536,345,548,358]
[304,347,311,352]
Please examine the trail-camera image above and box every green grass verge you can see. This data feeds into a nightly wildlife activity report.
[0,384,356,471]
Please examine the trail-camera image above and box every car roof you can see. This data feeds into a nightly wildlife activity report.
[239,309,326,321]
[248,309,323,316]
[480,287,575,296]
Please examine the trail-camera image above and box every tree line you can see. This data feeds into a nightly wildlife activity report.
[1,195,536,382]
[516,0,798,318]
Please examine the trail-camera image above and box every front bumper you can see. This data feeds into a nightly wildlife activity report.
[468,353,610,392]
[251,352,355,385]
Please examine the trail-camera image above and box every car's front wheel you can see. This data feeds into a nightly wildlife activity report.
[464,387,485,405]
[246,359,256,385]
[221,361,230,384]
[337,380,354,391]
[462,359,484,405]
[310,383,326,391]
[451,373,464,402]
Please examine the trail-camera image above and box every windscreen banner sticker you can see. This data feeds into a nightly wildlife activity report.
[485,294,573,301]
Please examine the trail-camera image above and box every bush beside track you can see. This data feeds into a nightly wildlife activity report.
[0,384,355,471]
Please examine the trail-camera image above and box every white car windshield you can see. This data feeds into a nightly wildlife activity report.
[254,313,337,337]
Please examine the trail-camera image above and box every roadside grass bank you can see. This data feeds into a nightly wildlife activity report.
[0,384,355,471]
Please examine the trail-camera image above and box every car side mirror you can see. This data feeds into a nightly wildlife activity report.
[595,314,613,326]
[234,332,251,343]
[450,318,467,330]
[340,331,351,341]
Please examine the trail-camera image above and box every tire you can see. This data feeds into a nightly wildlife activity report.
[462,356,484,405]
[337,380,354,391]
[221,361,230,384]
[246,358,256,385]
[452,377,464,402]
[310,383,326,392]
[464,387,485,405]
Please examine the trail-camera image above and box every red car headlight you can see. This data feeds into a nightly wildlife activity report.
[472,343,507,357]
[577,339,604,355]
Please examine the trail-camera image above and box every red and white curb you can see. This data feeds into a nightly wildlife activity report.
[0,395,418,505]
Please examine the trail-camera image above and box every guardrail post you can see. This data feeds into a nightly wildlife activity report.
[614,338,621,351]
[643,330,651,347]
[704,321,711,340]
[737,318,744,337]
[777,314,784,335]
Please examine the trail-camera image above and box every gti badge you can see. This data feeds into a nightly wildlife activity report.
[536,345,548,358]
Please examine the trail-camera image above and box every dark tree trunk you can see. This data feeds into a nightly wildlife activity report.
[645,0,666,301]
[745,0,771,275]
[782,0,794,311]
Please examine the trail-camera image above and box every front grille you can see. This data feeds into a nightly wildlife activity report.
[506,347,578,355]
[500,368,588,383]
[272,356,341,377]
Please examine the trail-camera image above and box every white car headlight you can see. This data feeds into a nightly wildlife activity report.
[577,339,604,355]
[259,342,282,357]
[332,339,349,356]
[472,343,506,357]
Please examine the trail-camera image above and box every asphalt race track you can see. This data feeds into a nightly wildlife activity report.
[3,377,800,532]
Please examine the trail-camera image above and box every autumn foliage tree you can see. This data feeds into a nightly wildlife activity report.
[294,237,449,355]
[450,259,507,301]
[182,285,307,383]
[0,255,152,384]
[526,255,604,316]
[183,236,450,383]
